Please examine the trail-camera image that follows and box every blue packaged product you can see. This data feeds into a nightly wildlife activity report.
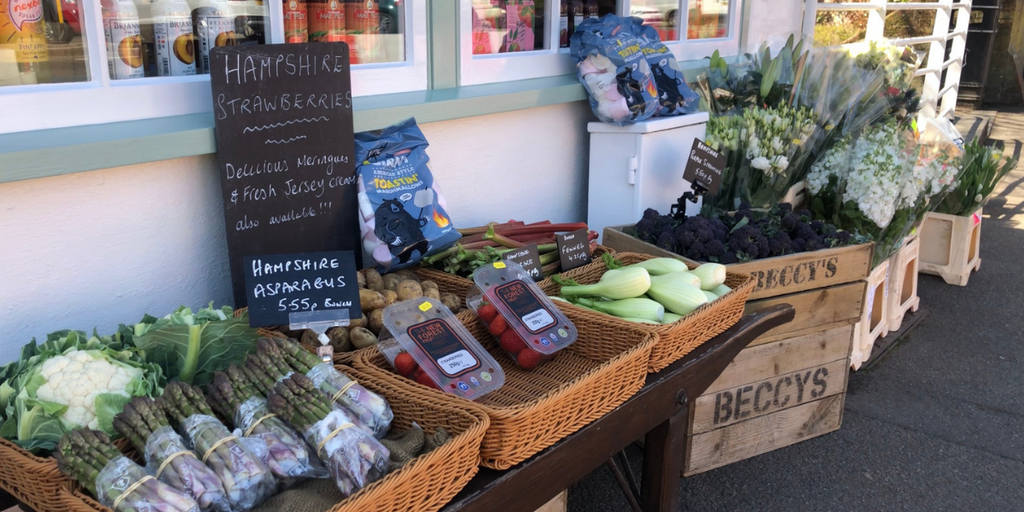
[569,15,659,125]
[631,19,700,116]
[354,118,461,272]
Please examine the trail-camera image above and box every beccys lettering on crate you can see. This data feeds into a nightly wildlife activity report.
[749,257,839,293]
[712,367,830,426]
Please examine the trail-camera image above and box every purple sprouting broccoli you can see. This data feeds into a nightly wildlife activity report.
[777,203,793,213]
[767,238,785,256]
[635,217,661,243]
[721,251,740,264]
[792,238,807,252]
[806,239,823,251]
[754,236,771,259]
[793,223,818,243]
[705,239,727,259]
[781,213,800,232]
[656,231,675,251]
[709,217,729,241]
[686,241,708,261]
[682,216,715,244]
[673,225,697,251]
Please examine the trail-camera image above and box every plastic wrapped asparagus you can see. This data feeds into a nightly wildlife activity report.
[113,397,230,512]
[249,337,393,438]
[207,368,326,482]
[268,373,389,497]
[54,429,201,512]
[160,382,276,511]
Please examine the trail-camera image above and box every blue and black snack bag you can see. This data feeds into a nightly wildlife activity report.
[569,15,659,125]
[630,19,700,116]
[355,118,461,272]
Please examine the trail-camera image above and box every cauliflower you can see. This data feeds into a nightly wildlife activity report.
[32,349,144,430]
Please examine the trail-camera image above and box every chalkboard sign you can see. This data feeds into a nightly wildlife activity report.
[502,244,544,282]
[556,228,592,271]
[210,42,359,307]
[243,251,360,327]
[683,139,726,195]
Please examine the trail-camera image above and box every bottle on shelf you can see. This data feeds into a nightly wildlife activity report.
[0,0,51,85]
[307,0,344,42]
[152,0,195,76]
[102,0,145,79]
[559,1,569,48]
[192,0,235,74]
[282,0,308,43]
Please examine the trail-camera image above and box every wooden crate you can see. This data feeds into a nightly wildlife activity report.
[742,281,866,345]
[888,233,921,331]
[603,225,874,301]
[850,260,890,370]
[919,209,983,286]
[684,325,854,475]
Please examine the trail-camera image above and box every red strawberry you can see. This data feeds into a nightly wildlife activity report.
[414,370,437,389]
[394,353,417,377]
[487,314,507,336]
[478,304,499,323]
[499,329,527,355]
[517,348,544,370]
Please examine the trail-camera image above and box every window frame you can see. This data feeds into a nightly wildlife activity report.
[0,0,428,135]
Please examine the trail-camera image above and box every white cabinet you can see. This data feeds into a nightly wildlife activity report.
[586,113,709,239]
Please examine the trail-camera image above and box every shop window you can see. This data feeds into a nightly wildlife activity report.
[628,0,739,60]
[0,0,425,133]
[276,0,426,96]
[459,0,616,86]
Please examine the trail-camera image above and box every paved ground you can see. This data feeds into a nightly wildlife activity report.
[569,109,1024,512]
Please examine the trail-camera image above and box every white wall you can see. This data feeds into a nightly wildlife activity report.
[0,101,593,360]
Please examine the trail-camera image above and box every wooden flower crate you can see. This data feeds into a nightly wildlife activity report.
[685,325,853,475]
[850,260,890,370]
[919,208,983,286]
[887,232,921,331]
[601,226,869,474]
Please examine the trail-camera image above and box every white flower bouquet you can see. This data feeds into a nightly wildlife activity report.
[807,120,962,266]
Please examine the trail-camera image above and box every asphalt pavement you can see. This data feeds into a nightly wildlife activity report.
[568,109,1024,512]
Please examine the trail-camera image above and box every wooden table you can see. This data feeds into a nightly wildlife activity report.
[0,306,793,512]
[442,304,795,512]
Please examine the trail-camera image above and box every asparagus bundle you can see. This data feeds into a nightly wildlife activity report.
[207,368,325,481]
[54,429,200,512]
[113,397,230,512]
[160,382,276,511]
[268,373,389,497]
[263,337,394,438]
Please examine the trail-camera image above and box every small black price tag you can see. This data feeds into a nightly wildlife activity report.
[243,250,361,327]
[683,139,726,195]
[502,244,544,282]
[556,228,592,272]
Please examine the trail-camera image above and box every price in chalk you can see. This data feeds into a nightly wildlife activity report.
[243,251,361,327]
[556,228,592,272]
[502,244,544,282]
[683,139,726,196]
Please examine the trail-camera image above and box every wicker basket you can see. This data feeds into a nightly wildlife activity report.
[542,252,756,372]
[353,305,656,470]
[51,367,489,512]
[0,438,69,512]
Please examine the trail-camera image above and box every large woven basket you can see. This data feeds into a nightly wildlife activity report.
[51,367,489,512]
[0,438,68,512]
[543,252,756,372]
[353,304,656,470]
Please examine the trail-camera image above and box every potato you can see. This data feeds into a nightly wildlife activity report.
[440,293,462,312]
[383,273,403,291]
[300,329,319,347]
[357,271,366,289]
[364,269,385,292]
[394,269,420,283]
[327,327,352,352]
[382,289,398,306]
[423,287,441,301]
[368,309,385,335]
[350,313,368,328]
[360,289,387,312]
[420,280,439,292]
[350,327,378,349]
[396,280,424,302]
